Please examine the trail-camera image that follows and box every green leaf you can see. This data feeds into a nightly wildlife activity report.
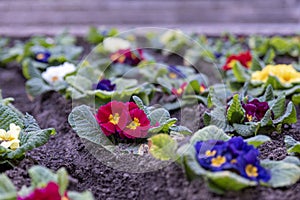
[149,134,178,161]
[265,75,291,90]
[203,107,228,130]
[292,93,300,105]
[25,78,53,98]
[270,95,286,119]
[68,105,113,149]
[233,123,258,137]
[261,85,274,102]
[232,62,249,82]
[207,171,257,191]
[0,104,23,130]
[261,160,300,187]
[285,136,300,154]
[245,135,271,147]
[0,174,17,200]
[148,108,170,126]
[226,94,245,124]
[263,48,275,64]
[29,166,57,188]
[273,102,297,124]
[8,114,55,159]
[260,110,273,127]
[68,191,95,200]
[57,168,69,195]
[190,126,230,145]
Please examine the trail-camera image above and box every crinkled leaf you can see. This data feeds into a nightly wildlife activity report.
[270,95,286,119]
[0,104,23,130]
[57,168,69,195]
[245,135,271,147]
[190,126,230,145]
[68,105,113,149]
[29,166,57,188]
[227,94,245,124]
[149,134,178,161]
[261,160,300,187]
[233,123,258,137]
[285,136,300,154]
[0,174,17,200]
[232,62,250,82]
[273,102,297,124]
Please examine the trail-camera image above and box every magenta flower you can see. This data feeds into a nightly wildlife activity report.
[96,101,129,136]
[110,49,144,66]
[242,99,271,122]
[17,182,68,200]
[96,101,151,139]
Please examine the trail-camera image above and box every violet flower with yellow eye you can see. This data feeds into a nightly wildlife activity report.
[34,51,51,63]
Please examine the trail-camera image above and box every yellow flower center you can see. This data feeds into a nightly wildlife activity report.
[231,159,237,164]
[200,85,205,93]
[0,123,21,150]
[205,150,216,157]
[211,156,226,167]
[245,164,258,177]
[169,72,177,79]
[176,88,183,95]
[126,117,141,130]
[36,53,45,60]
[227,60,237,69]
[61,196,69,200]
[246,61,252,68]
[109,113,120,125]
[51,76,59,82]
[118,55,126,63]
[246,114,253,122]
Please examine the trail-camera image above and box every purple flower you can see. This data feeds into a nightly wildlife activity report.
[167,65,186,79]
[242,99,271,122]
[214,52,223,59]
[194,137,271,182]
[34,51,51,63]
[93,79,116,91]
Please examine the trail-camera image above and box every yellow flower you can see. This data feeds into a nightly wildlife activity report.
[251,64,300,84]
[0,123,21,150]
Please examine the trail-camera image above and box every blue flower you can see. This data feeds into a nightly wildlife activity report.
[34,51,51,63]
[214,52,223,59]
[93,79,116,91]
[167,65,186,79]
[236,150,271,182]
[194,137,271,182]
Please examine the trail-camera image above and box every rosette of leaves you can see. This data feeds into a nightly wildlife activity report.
[0,166,94,200]
[249,35,300,62]
[156,73,209,111]
[184,34,246,67]
[146,29,192,56]
[86,26,119,45]
[204,85,297,137]
[0,31,82,66]
[68,96,191,155]
[65,62,155,106]
[0,96,55,166]
[149,126,300,194]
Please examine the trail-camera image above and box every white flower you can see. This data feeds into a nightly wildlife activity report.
[103,37,131,52]
[160,29,185,44]
[0,123,21,150]
[42,62,76,85]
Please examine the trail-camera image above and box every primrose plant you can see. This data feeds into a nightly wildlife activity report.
[69,96,191,155]
[204,84,297,137]
[0,93,55,167]
[149,126,300,193]
[0,166,94,200]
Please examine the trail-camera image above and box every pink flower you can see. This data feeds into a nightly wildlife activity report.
[171,82,188,97]
[17,182,68,200]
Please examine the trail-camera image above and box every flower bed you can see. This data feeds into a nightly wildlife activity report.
[0,29,299,200]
